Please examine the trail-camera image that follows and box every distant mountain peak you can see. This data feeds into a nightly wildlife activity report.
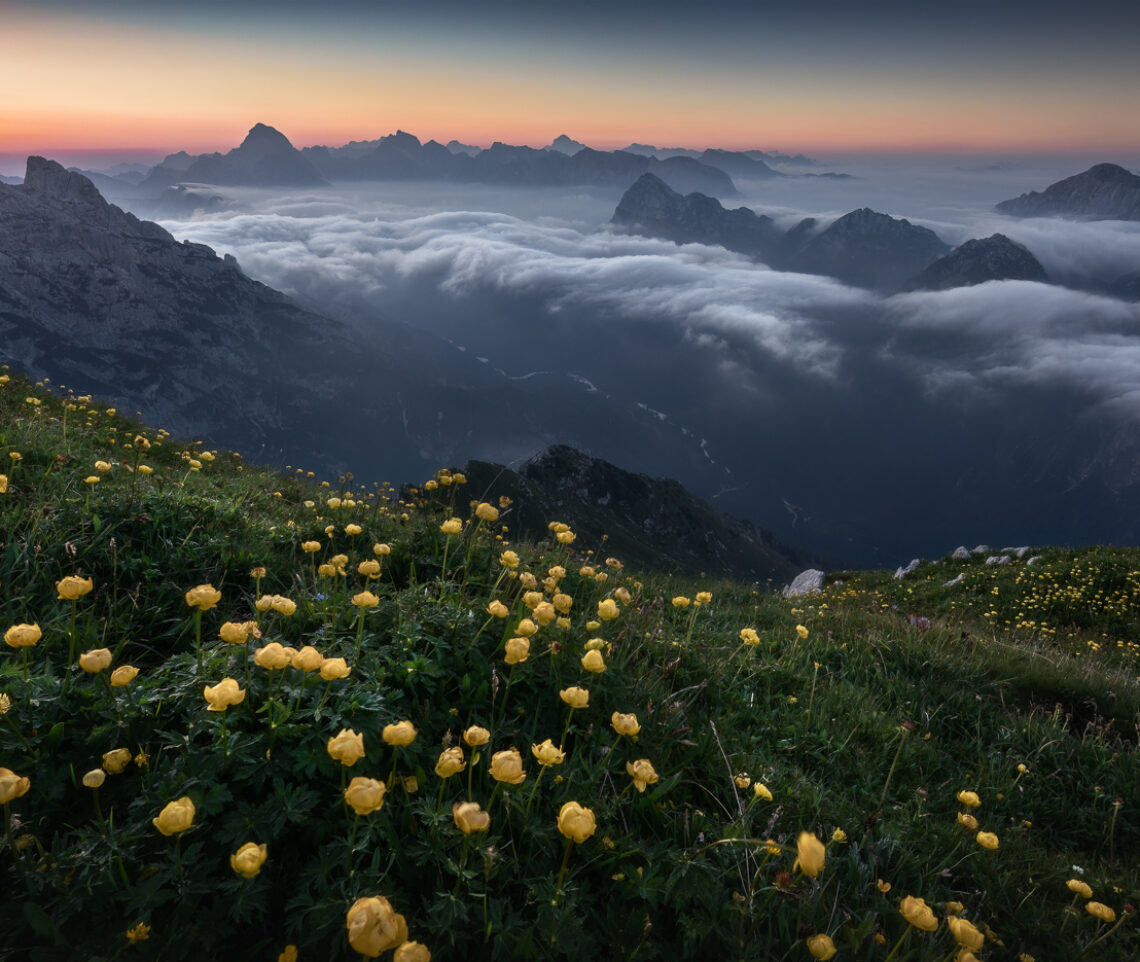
[546,134,587,155]
[995,163,1140,220]
[906,233,1048,291]
[22,156,108,209]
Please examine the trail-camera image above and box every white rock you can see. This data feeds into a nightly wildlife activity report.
[985,555,1012,566]
[782,569,825,597]
[894,558,921,579]
[951,546,971,560]
[943,573,965,587]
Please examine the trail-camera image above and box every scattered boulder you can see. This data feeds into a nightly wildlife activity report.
[971,545,991,554]
[951,546,971,560]
[783,569,825,598]
[943,573,965,587]
[1026,556,1042,566]
[894,558,922,579]
[985,555,1012,566]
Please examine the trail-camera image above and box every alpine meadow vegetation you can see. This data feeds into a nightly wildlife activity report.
[1,369,1138,961]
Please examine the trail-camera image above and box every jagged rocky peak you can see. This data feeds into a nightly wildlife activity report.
[22,156,108,208]
[906,233,1048,291]
[238,122,298,156]
[995,163,1140,220]
[546,134,587,155]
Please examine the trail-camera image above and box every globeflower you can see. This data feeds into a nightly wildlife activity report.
[102,748,132,774]
[581,650,606,673]
[957,790,981,808]
[672,596,690,609]
[110,665,139,687]
[327,729,366,767]
[957,811,979,831]
[1086,901,1116,923]
[153,796,196,836]
[440,518,462,535]
[499,550,519,569]
[463,726,490,747]
[57,576,94,601]
[394,942,431,962]
[899,895,939,931]
[230,842,268,878]
[795,624,809,639]
[515,618,538,637]
[4,623,41,648]
[254,643,291,670]
[739,628,761,646]
[0,768,31,803]
[557,801,597,843]
[597,599,619,621]
[453,801,490,834]
[291,646,323,672]
[626,758,659,793]
[346,896,408,958]
[435,747,466,778]
[806,934,837,961]
[794,832,826,878]
[754,782,773,801]
[344,523,362,536]
[487,600,509,618]
[358,559,381,578]
[975,831,999,850]
[184,584,221,610]
[219,621,251,644]
[504,637,530,664]
[531,739,565,767]
[344,777,387,815]
[382,721,417,747]
[475,502,499,521]
[320,657,351,681]
[489,748,526,785]
[611,712,640,736]
[203,678,246,711]
[947,917,984,951]
[78,648,112,673]
[301,540,322,554]
[559,687,589,709]
[1067,879,1093,899]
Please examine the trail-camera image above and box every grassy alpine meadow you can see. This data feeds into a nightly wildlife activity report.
[1,368,1138,962]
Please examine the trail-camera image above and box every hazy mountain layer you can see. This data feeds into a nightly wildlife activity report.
[995,163,1140,220]
[906,234,1049,291]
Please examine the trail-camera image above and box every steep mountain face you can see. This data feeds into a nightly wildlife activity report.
[995,163,1140,220]
[905,234,1049,291]
[786,208,950,290]
[142,124,326,189]
[461,445,816,582]
[611,173,782,257]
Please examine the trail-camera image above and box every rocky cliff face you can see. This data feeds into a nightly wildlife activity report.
[905,234,1049,291]
[995,163,1140,220]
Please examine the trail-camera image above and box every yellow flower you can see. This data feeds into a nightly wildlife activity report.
[581,649,606,673]
[435,747,466,778]
[475,502,499,521]
[585,637,606,651]
[138,464,153,475]
[831,828,847,843]
[440,518,462,535]
[344,523,362,536]
[626,758,659,793]
[957,812,979,831]
[947,917,984,951]
[393,942,430,962]
[320,657,351,681]
[695,591,713,605]
[754,782,773,801]
[126,923,150,944]
[219,621,251,644]
[672,596,691,609]
[327,728,366,767]
[975,831,999,850]
[184,583,221,610]
[57,575,95,600]
[102,748,133,774]
[531,739,565,767]
[504,636,530,664]
[203,678,246,711]
[373,542,391,556]
[552,593,573,613]
[597,599,619,621]
[739,628,761,646]
[453,801,490,834]
[382,721,417,747]
[877,878,892,893]
[153,796,195,836]
[78,648,112,673]
[515,618,538,637]
[899,895,939,931]
[4,623,41,648]
[301,540,322,553]
[352,590,380,608]
[94,460,112,474]
[0,694,10,715]
[344,777,387,815]
[795,624,809,639]
[346,895,408,958]
[487,600,509,618]
[556,530,576,544]
[82,768,106,788]
[291,646,323,672]
[1085,901,1116,923]
[358,560,382,580]
[945,901,965,915]
[84,475,101,485]
[734,773,751,789]
[956,790,981,808]
[318,563,339,578]
[254,643,291,670]
[1067,879,1093,899]
[533,601,556,626]
[270,595,297,616]
[0,474,7,494]
[230,842,268,878]
[500,550,519,569]
[557,801,597,843]
[0,767,30,803]
[559,687,589,709]
[278,946,297,962]
[806,934,837,960]
[794,832,826,878]
[489,748,526,784]
[463,726,490,747]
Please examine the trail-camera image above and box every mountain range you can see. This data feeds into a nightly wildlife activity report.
[995,163,1140,220]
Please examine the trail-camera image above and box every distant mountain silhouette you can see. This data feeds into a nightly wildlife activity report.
[545,134,588,154]
[995,163,1140,220]
[142,124,326,189]
[905,234,1048,291]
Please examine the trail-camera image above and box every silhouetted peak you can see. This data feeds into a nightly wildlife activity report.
[240,123,294,152]
[22,156,107,209]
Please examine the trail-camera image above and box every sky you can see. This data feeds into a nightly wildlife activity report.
[3,0,1140,164]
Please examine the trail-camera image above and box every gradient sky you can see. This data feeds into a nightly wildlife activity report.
[4,0,1140,163]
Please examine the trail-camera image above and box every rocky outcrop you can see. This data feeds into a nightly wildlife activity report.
[995,163,1140,220]
[906,234,1048,290]
[783,569,826,597]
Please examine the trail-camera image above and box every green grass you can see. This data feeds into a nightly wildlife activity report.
[1,369,1137,961]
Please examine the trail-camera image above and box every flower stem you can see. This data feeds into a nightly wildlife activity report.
[879,727,910,808]
[881,927,911,962]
